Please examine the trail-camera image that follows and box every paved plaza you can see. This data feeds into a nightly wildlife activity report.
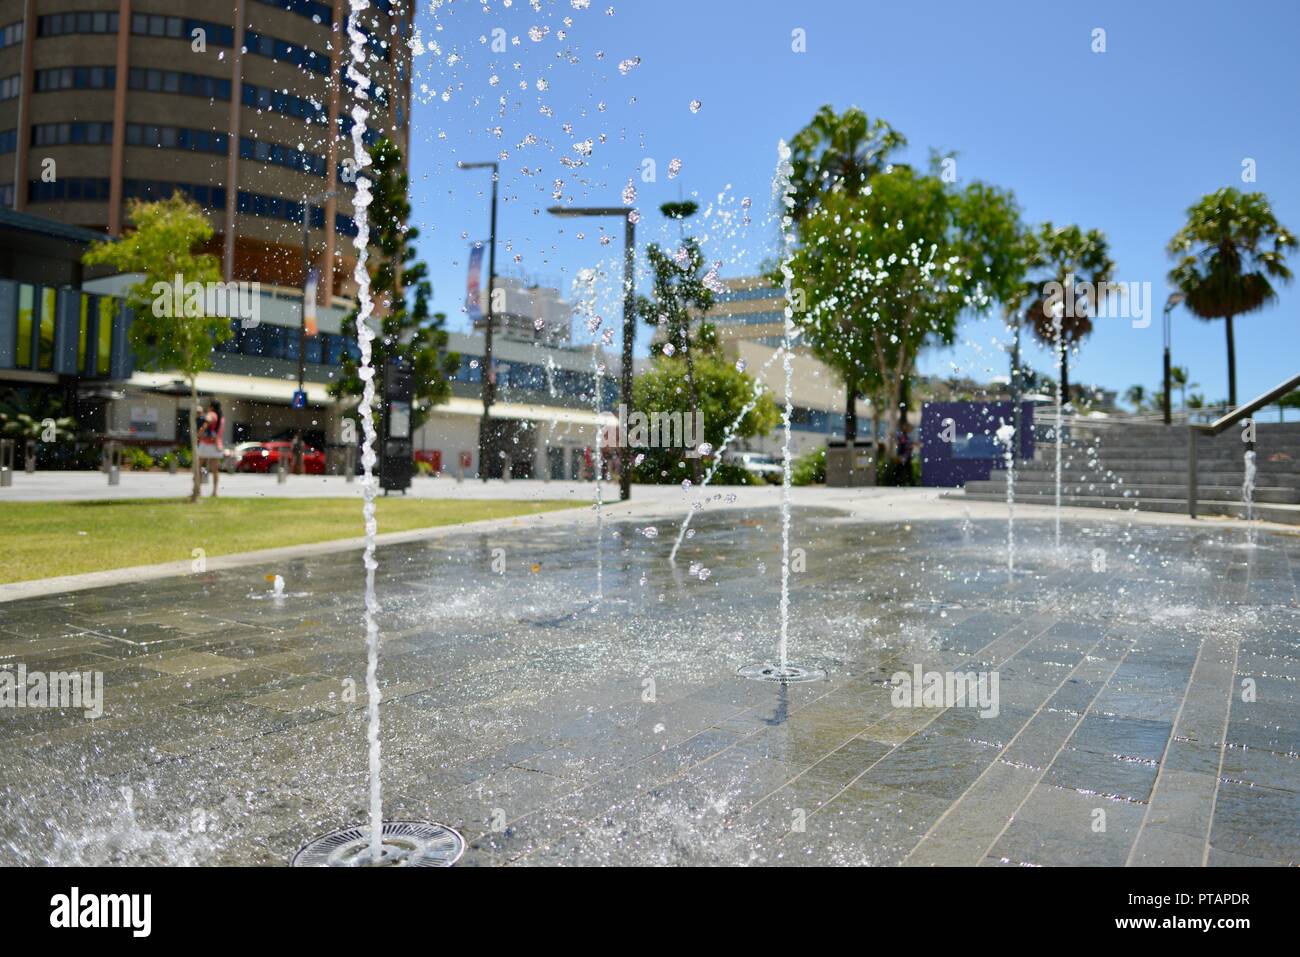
[1,496,1296,867]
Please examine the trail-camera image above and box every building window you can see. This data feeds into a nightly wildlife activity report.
[0,129,15,155]
[130,14,234,47]
[239,136,325,176]
[0,21,24,48]
[242,82,325,122]
[16,285,33,369]
[77,295,90,373]
[96,297,114,375]
[38,288,57,371]
[253,0,333,27]
[0,75,20,101]
[126,123,227,155]
[36,11,120,36]
[0,184,13,206]
[243,29,328,75]
[32,122,114,146]
[122,180,225,209]
[127,68,231,101]
[27,177,113,202]
[35,67,117,92]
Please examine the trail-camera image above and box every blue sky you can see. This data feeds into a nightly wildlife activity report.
[406,0,1299,407]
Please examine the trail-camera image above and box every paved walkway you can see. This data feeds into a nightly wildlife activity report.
[1,503,1295,866]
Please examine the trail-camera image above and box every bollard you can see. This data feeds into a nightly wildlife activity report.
[106,442,121,486]
[345,446,356,483]
[168,456,178,475]
[503,457,512,483]
[277,458,288,484]
[456,462,464,483]
[24,439,35,474]
[0,438,13,487]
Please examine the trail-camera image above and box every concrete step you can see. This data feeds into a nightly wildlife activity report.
[1010,465,1300,488]
[951,490,1300,525]
[963,479,1300,505]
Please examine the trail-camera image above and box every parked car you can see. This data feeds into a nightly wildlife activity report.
[728,451,783,484]
[236,441,326,475]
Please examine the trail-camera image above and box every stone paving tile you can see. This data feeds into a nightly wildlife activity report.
[1209,780,1299,864]
[1044,747,1159,804]
[1,511,1296,865]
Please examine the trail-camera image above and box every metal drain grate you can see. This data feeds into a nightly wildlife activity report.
[737,662,826,683]
[291,821,465,867]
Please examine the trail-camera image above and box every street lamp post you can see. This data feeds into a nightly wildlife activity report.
[459,161,499,481]
[546,205,636,501]
[1162,294,1180,426]
[294,188,337,474]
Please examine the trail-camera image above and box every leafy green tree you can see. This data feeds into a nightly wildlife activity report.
[630,354,778,485]
[789,166,984,463]
[1022,223,1114,407]
[83,194,227,501]
[791,445,826,486]
[789,105,906,224]
[330,137,458,434]
[1167,187,1295,406]
[786,106,907,437]
[635,203,717,482]
[1125,384,1148,411]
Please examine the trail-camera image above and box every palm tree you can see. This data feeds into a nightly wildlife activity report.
[1169,365,1198,410]
[789,105,906,224]
[1167,188,1295,407]
[1023,223,1114,408]
[1125,384,1148,411]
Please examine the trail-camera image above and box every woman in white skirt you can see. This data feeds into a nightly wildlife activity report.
[196,399,224,497]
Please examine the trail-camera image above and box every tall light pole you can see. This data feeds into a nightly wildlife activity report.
[1162,293,1181,426]
[459,161,499,480]
[294,188,337,474]
[547,205,637,501]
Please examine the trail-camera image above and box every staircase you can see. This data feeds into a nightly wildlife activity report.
[955,418,1300,525]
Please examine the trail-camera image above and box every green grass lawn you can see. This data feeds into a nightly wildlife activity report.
[0,497,579,584]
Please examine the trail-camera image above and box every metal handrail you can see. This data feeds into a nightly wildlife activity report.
[1187,371,1300,518]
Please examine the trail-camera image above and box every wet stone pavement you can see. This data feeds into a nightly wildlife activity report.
[0,508,1296,866]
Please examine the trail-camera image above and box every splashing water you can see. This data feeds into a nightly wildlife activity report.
[592,341,604,602]
[667,340,794,565]
[1242,448,1257,547]
[346,0,382,863]
[1052,303,1063,551]
[775,140,797,672]
[996,421,1016,580]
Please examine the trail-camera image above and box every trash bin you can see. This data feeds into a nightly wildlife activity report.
[825,441,876,487]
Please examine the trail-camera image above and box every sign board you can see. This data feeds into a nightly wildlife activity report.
[291,389,307,410]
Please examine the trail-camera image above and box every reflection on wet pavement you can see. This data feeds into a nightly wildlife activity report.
[1,508,1296,866]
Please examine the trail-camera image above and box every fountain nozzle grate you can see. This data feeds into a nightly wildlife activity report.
[291,821,465,867]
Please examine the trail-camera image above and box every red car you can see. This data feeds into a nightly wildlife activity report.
[236,441,326,475]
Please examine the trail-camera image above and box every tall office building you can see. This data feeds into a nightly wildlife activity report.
[0,0,413,302]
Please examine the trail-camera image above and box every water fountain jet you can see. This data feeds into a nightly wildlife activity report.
[739,141,824,685]
[291,0,462,867]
